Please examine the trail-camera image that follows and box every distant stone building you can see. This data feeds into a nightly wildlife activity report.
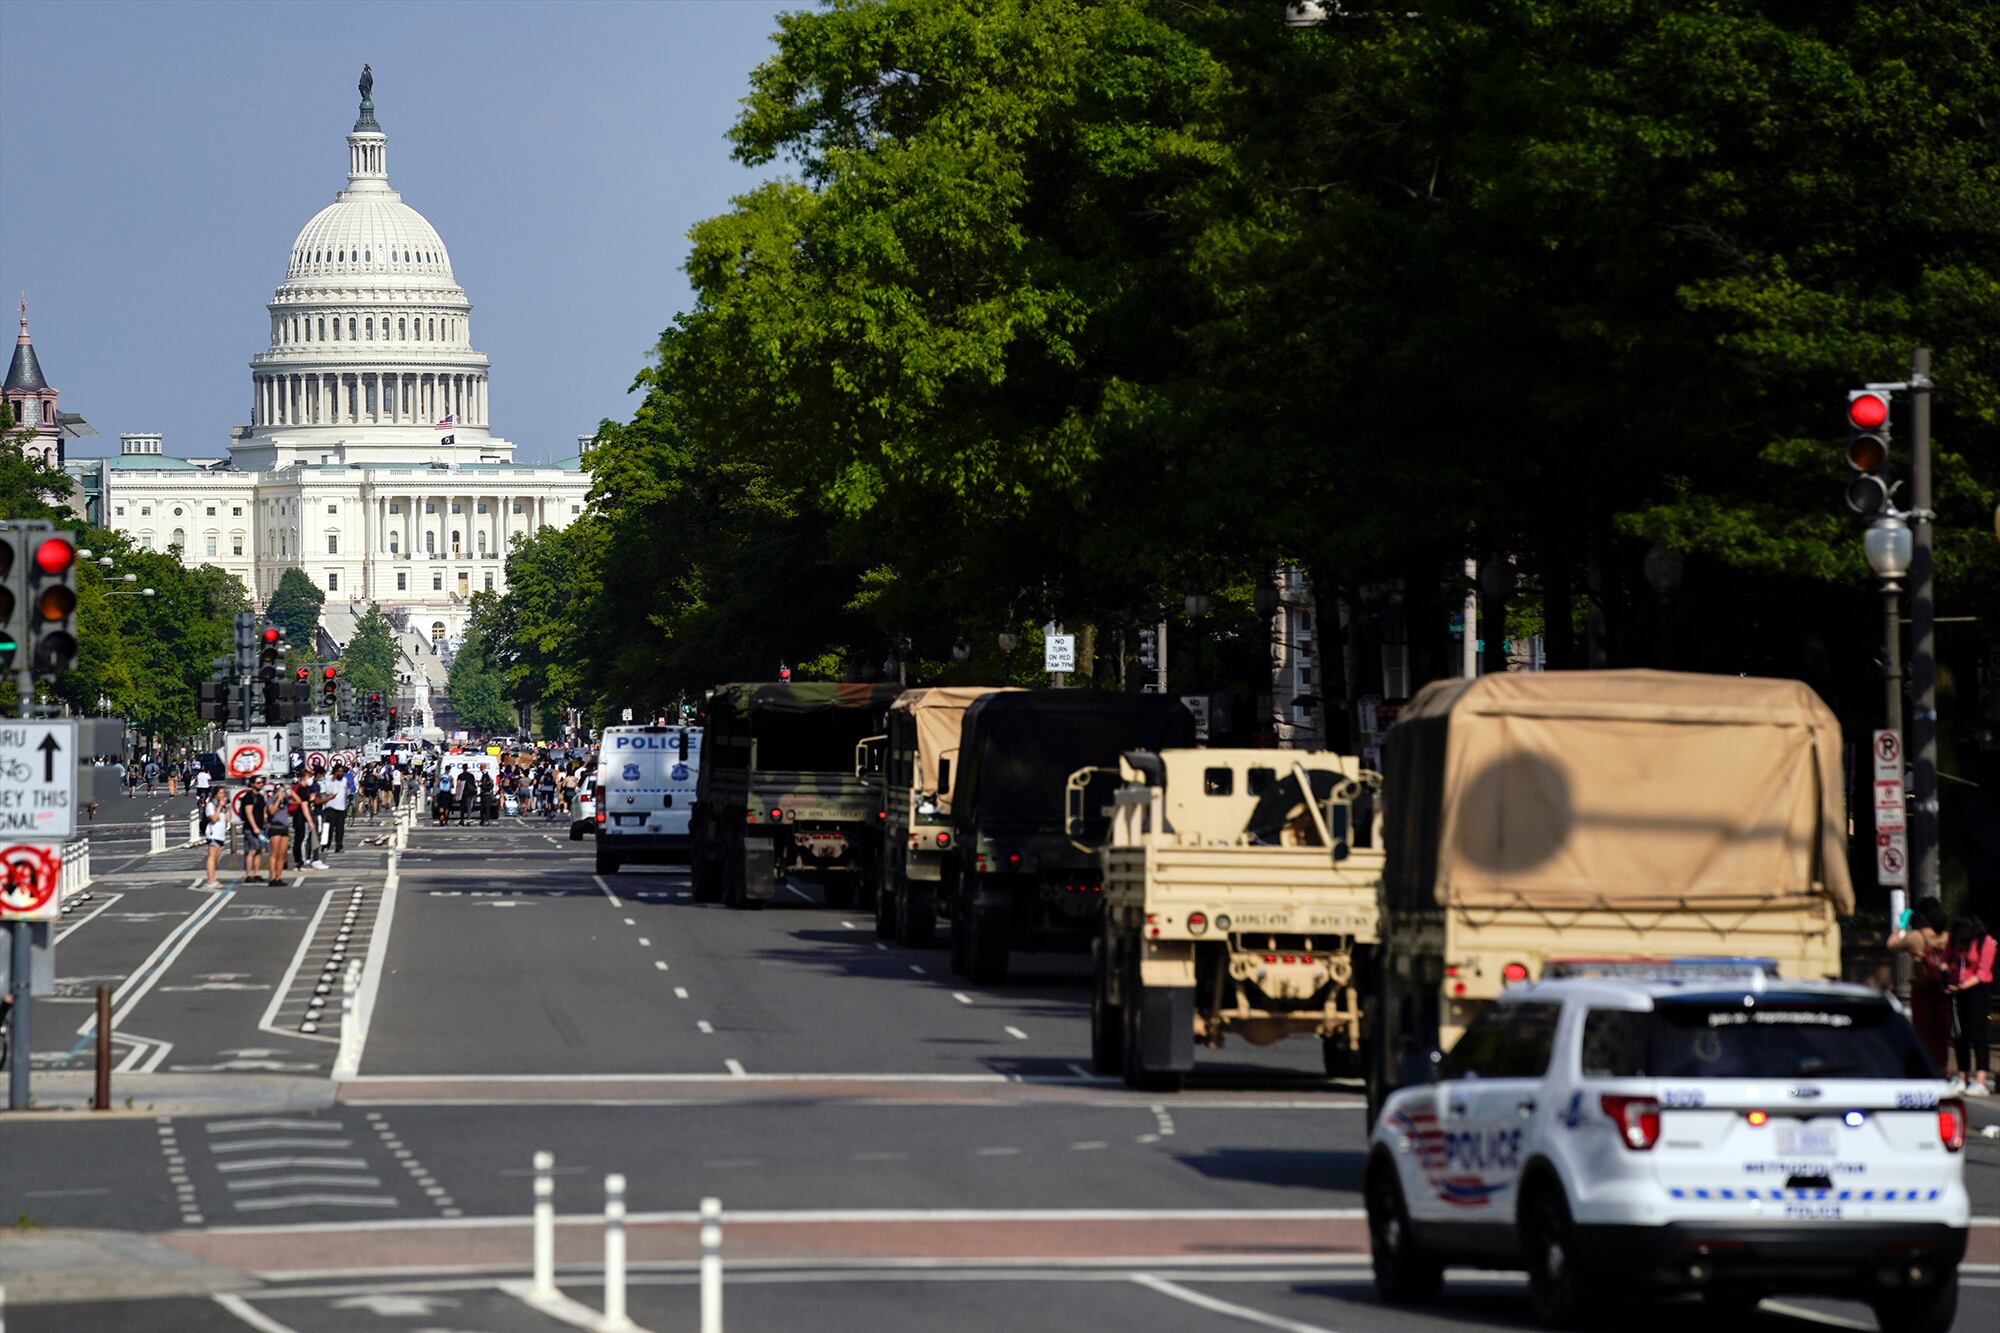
[5,301,65,467]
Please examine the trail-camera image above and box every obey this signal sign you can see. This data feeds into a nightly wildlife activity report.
[0,843,63,922]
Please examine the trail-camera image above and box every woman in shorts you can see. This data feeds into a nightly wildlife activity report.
[201,785,231,888]
[264,786,294,887]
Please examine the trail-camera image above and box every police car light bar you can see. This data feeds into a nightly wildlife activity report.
[1540,957,1780,981]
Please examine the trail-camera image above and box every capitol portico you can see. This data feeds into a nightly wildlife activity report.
[81,70,592,659]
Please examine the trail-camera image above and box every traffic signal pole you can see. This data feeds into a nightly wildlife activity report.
[1907,347,1939,904]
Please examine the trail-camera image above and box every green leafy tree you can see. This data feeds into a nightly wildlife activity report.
[1,404,74,521]
[266,568,326,651]
[340,604,399,697]
[447,623,514,735]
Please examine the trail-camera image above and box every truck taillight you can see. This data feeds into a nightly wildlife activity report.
[1502,961,1529,983]
[1939,1099,1965,1152]
[770,808,783,821]
[1186,912,1207,935]
[1600,1095,1662,1150]
[936,831,950,847]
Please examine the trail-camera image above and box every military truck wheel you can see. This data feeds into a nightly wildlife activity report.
[897,886,937,948]
[947,882,970,975]
[964,901,1011,985]
[825,877,859,910]
[874,881,898,938]
[690,857,722,903]
[1122,955,1185,1093]
[726,839,770,912]
[1323,1036,1365,1081]
[1090,937,1124,1074]
[595,849,620,875]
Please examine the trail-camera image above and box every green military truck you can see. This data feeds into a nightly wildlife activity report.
[689,683,902,911]
[944,691,1196,983]
[868,686,1018,945]
[1089,748,1383,1092]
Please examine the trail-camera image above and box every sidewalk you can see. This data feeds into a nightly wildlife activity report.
[5,1073,335,1120]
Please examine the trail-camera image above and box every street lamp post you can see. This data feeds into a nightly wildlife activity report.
[1478,555,1511,676]
[1864,514,1913,734]
[1643,543,1684,668]
[997,631,1018,682]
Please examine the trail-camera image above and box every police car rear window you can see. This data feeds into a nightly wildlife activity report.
[1580,1000,1935,1081]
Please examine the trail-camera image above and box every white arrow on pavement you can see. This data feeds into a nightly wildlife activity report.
[330,1294,461,1316]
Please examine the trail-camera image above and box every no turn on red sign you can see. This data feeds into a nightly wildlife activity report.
[0,842,64,922]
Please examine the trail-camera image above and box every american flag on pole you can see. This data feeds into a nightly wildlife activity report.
[435,413,454,445]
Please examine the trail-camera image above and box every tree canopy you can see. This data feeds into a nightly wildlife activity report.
[340,605,399,697]
[266,568,326,650]
[475,0,1996,735]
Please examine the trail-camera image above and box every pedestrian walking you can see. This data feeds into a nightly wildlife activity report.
[479,770,498,825]
[324,764,351,853]
[262,780,293,886]
[456,769,476,825]
[1946,914,1995,1096]
[1890,897,1953,1071]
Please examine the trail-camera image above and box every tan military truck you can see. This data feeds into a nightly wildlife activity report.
[867,686,1017,945]
[1373,669,1852,1112]
[1088,748,1384,1092]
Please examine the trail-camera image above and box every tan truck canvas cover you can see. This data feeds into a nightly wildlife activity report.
[1383,670,1853,916]
[890,687,1017,807]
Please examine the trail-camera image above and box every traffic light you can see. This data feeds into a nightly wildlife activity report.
[322,665,338,707]
[387,705,399,732]
[23,529,79,678]
[235,611,258,676]
[0,525,22,674]
[199,678,231,722]
[1138,627,1158,671]
[368,691,383,721]
[1845,389,1894,514]
[257,625,287,681]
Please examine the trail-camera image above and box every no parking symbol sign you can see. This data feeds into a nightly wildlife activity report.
[0,843,63,922]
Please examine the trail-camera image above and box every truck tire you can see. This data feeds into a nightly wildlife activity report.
[691,856,722,903]
[964,901,1011,985]
[595,848,620,875]
[727,838,771,912]
[1523,1184,1602,1329]
[1090,937,1124,1075]
[947,878,970,975]
[1121,955,1186,1093]
[1366,1156,1443,1303]
[874,880,898,938]
[825,876,859,910]
[1323,1035,1365,1081]
[1873,1269,1958,1333]
[897,885,937,948]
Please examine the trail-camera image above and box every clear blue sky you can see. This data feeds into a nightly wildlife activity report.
[0,0,793,463]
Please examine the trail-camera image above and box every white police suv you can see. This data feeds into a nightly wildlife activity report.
[1365,961,1969,1331]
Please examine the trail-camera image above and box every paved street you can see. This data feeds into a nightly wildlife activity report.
[5,804,1996,1332]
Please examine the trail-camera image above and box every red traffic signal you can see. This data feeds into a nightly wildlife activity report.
[34,536,75,575]
[1847,392,1889,430]
[295,667,309,681]
[262,626,282,644]
[323,665,338,679]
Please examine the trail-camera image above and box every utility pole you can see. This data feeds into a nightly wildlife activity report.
[1156,620,1168,695]
[1906,348,1939,904]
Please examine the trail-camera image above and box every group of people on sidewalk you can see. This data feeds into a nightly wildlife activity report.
[428,757,590,826]
[1890,901,1996,1096]
[194,761,396,889]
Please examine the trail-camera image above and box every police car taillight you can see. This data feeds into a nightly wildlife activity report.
[1600,1094,1662,1150]
[1938,1099,1966,1152]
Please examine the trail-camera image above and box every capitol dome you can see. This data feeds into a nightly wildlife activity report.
[238,79,503,469]
[287,198,453,282]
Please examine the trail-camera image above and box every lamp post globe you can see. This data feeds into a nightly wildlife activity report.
[996,631,1019,654]
[1864,514,1913,581]
[951,638,971,663]
[1184,592,1211,618]
[1643,542,1685,596]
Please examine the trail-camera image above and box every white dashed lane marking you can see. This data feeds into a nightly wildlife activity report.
[674,987,689,999]
[952,992,973,1005]
[1004,1026,1029,1040]
[697,1020,714,1034]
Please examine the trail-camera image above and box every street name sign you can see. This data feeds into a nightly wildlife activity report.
[0,720,77,840]
[1045,635,1076,673]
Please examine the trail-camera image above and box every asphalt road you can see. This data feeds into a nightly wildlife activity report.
[3,806,1995,1333]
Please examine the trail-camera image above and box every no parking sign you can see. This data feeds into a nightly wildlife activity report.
[0,843,63,922]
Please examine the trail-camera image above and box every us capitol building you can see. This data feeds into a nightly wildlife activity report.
[75,71,592,678]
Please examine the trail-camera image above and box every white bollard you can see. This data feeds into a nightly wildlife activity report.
[149,814,166,854]
[334,960,362,1074]
[187,811,201,846]
[601,1174,634,1332]
[700,1196,723,1333]
[531,1151,557,1299]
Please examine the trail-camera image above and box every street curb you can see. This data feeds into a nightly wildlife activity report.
[0,1229,247,1306]
[4,1072,337,1120]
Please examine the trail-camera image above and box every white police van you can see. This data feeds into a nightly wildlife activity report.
[1366,960,1968,1331]
[595,725,700,875]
